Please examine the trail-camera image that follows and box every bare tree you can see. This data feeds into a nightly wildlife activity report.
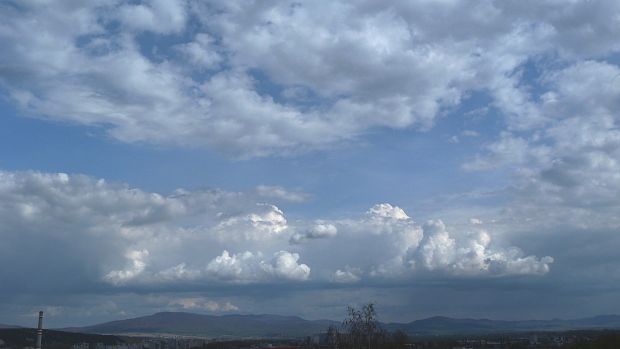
[342,303,383,349]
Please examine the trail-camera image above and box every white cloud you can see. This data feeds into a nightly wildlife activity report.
[117,0,187,34]
[214,203,289,241]
[332,268,361,283]
[0,170,299,289]
[104,250,150,285]
[169,298,239,312]
[463,132,550,171]
[175,33,223,69]
[468,60,620,231]
[269,251,312,281]
[205,250,261,282]
[205,250,310,283]
[255,185,310,203]
[412,220,457,271]
[469,218,483,225]
[289,203,552,280]
[407,220,553,276]
[155,263,201,282]
[4,0,620,324]
[289,221,338,244]
[2,1,619,156]
[0,171,553,292]
[367,203,411,221]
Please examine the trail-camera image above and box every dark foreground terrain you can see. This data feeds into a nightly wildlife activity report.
[3,328,620,349]
[0,328,137,349]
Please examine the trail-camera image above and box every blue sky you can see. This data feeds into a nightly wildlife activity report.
[0,93,505,219]
[1,0,620,328]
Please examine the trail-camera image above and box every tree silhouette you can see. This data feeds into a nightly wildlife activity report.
[341,303,383,349]
[326,324,340,349]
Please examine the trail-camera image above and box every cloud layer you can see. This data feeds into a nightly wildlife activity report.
[0,171,552,295]
[1,0,620,327]
[2,0,619,156]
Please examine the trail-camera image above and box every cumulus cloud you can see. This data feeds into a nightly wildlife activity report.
[155,263,202,282]
[117,0,187,34]
[206,250,311,283]
[214,203,289,241]
[411,220,458,272]
[174,33,223,69]
[367,203,411,221]
[288,204,553,280]
[289,221,338,244]
[467,60,620,231]
[332,268,362,283]
[255,185,310,203]
[408,220,553,276]
[104,249,150,285]
[0,170,302,290]
[0,171,553,293]
[169,298,239,312]
[469,218,483,225]
[2,1,619,156]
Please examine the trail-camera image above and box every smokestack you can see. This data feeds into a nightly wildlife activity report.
[35,311,43,349]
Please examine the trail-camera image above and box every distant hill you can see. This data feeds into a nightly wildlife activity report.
[0,323,21,329]
[65,312,338,338]
[64,312,620,338]
[384,314,620,335]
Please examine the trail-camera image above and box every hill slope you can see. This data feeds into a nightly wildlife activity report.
[66,312,337,338]
[0,323,21,329]
[385,315,620,335]
[66,312,620,337]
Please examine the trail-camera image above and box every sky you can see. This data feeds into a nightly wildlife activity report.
[0,0,620,328]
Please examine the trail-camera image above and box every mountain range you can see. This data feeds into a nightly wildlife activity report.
[64,312,337,338]
[384,314,620,335]
[0,323,21,329]
[62,312,620,337]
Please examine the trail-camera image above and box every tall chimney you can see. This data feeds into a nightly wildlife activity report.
[35,311,43,349]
